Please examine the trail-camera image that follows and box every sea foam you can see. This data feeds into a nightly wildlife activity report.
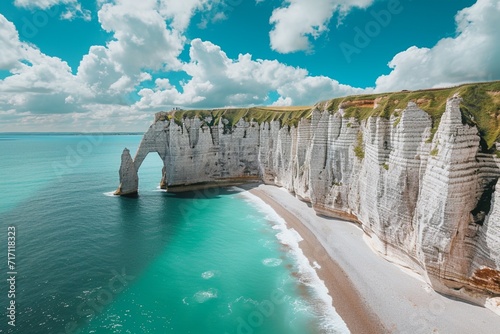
[262,258,283,267]
[194,289,218,303]
[201,271,216,280]
[236,188,350,334]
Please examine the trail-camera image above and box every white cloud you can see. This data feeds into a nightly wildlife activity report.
[14,0,76,9]
[76,0,186,101]
[5,0,498,133]
[10,0,357,124]
[0,52,91,114]
[0,14,92,116]
[0,104,152,132]
[157,0,211,31]
[270,0,374,53]
[156,0,235,31]
[14,0,92,22]
[135,39,366,110]
[278,75,366,105]
[97,0,184,70]
[272,96,293,106]
[0,1,220,131]
[60,3,92,21]
[375,0,500,92]
[0,16,22,70]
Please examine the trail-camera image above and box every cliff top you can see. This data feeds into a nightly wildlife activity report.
[322,81,500,148]
[156,106,313,128]
[156,81,500,148]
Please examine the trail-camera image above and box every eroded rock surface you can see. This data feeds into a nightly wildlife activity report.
[116,96,500,313]
[114,148,138,196]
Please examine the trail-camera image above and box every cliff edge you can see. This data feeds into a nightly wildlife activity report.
[116,81,500,314]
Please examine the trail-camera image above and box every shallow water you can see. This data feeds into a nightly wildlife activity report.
[0,134,348,333]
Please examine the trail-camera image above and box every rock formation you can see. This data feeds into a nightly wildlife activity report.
[116,83,500,314]
[114,148,138,196]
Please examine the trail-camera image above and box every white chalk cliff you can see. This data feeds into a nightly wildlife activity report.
[116,93,500,313]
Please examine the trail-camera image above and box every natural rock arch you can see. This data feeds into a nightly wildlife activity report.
[114,125,167,196]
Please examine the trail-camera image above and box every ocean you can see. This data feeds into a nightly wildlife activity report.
[0,134,348,334]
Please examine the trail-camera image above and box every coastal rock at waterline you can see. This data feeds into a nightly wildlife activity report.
[114,148,138,196]
[116,95,500,313]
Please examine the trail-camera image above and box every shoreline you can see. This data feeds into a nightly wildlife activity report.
[249,187,385,334]
[248,184,500,334]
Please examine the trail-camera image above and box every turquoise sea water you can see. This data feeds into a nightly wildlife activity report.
[0,134,348,334]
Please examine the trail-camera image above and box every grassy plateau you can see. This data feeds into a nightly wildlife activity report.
[156,81,500,149]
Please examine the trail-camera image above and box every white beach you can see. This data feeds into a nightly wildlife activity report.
[249,184,500,334]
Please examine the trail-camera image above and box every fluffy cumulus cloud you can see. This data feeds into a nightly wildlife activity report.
[135,39,365,110]
[3,0,499,132]
[270,0,374,53]
[0,14,91,118]
[0,16,22,70]
[0,0,192,130]
[60,3,92,21]
[13,0,76,9]
[157,0,232,31]
[0,0,191,117]
[14,0,91,21]
[157,0,211,31]
[3,0,305,131]
[375,0,500,92]
[76,0,185,101]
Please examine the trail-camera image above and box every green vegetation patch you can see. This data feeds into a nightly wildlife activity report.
[321,81,500,149]
[158,81,500,148]
[162,107,313,130]
[354,131,365,160]
[459,83,500,149]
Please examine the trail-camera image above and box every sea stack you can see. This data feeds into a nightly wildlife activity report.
[114,148,138,196]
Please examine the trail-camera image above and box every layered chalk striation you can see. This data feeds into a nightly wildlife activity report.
[116,82,500,313]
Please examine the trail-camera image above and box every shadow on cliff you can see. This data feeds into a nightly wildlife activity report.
[159,186,249,201]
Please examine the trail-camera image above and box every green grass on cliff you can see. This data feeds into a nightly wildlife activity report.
[156,81,500,148]
[323,81,500,148]
[160,107,313,130]
[354,131,365,160]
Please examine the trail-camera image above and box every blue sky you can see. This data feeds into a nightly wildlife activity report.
[0,0,498,132]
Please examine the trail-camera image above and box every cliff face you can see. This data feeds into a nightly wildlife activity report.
[114,148,138,196]
[119,114,262,192]
[117,88,500,313]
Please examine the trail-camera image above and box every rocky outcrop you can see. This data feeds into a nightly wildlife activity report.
[114,148,138,196]
[117,114,261,193]
[116,94,500,313]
